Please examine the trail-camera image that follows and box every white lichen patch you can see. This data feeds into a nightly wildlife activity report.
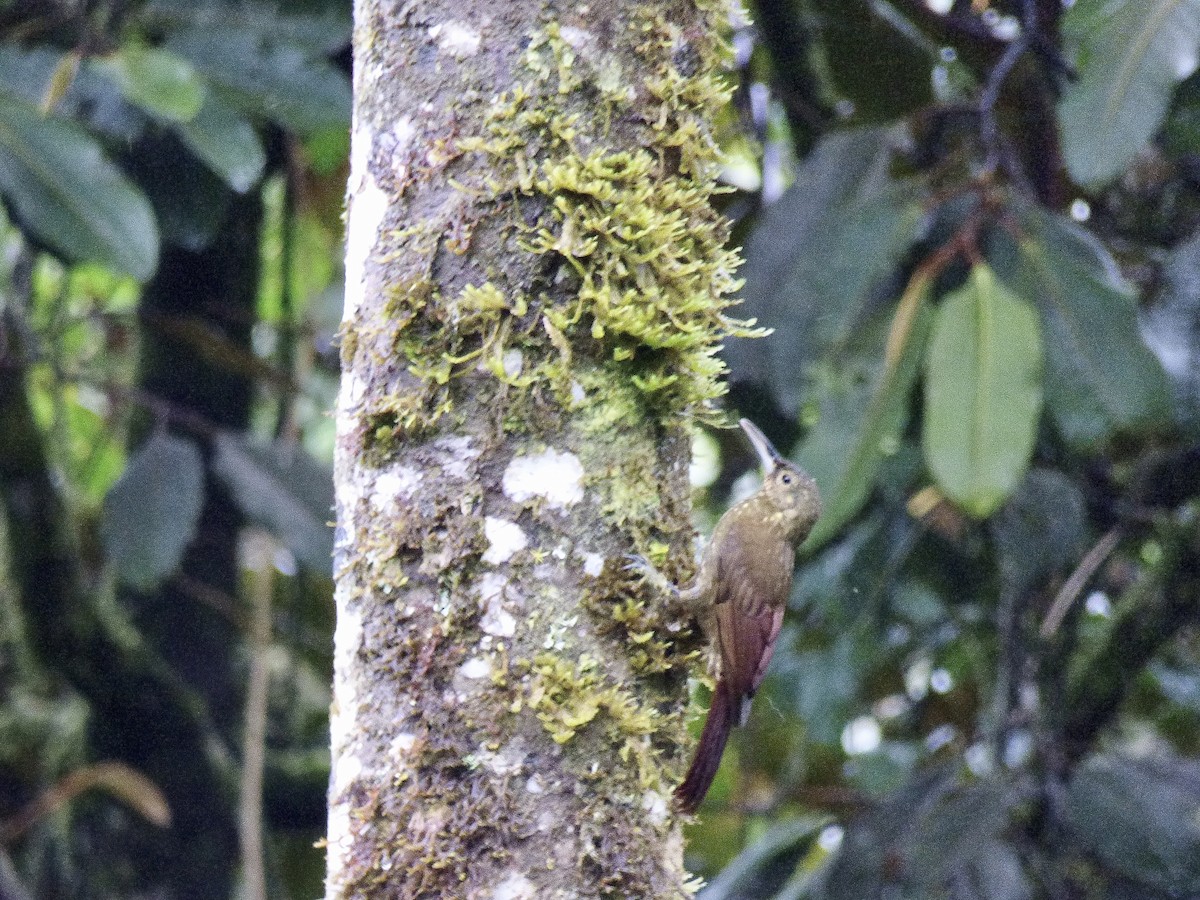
[324,800,354,896]
[390,732,417,761]
[436,434,481,480]
[329,602,363,753]
[477,572,518,637]
[429,21,481,58]
[371,466,421,510]
[502,348,523,378]
[483,517,528,565]
[641,789,670,827]
[558,25,591,49]
[492,873,537,900]
[391,115,416,183]
[459,656,492,679]
[582,552,605,578]
[331,752,362,796]
[344,121,389,322]
[480,743,527,777]
[502,449,584,507]
[483,606,516,638]
[337,370,366,419]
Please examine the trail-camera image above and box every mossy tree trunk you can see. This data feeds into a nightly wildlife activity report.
[329,1,749,895]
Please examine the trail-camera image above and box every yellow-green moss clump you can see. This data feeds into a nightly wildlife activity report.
[444,12,761,422]
[527,651,662,789]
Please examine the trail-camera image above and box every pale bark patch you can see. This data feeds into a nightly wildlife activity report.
[371,466,421,510]
[478,573,519,637]
[642,789,670,826]
[344,122,387,323]
[482,517,527,565]
[491,873,537,900]
[392,116,416,167]
[428,21,481,58]
[458,656,492,679]
[502,348,523,378]
[337,371,365,417]
[434,434,480,480]
[479,742,527,777]
[390,732,417,761]
[582,551,605,577]
[329,602,363,752]
[502,449,584,507]
[324,801,354,895]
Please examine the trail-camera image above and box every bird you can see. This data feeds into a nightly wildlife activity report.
[633,418,821,813]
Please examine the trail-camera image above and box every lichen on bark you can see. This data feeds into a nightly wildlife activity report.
[330,2,748,897]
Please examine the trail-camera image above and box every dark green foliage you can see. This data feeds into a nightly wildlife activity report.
[1066,754,1200,896]
[687,1,1200,897]
[212,434,335,573]
[0,91,159,279]
[0,0,349,278]
[102,431,205,590]
[0,1,346,897]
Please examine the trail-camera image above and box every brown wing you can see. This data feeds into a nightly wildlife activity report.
[713,529,793,713]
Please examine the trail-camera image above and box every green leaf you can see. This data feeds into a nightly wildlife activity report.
[140,3,352,56]
[990,469,1086,600]
[1143,226,1200,432]
[1163,74,1200,156]
[907,780,1022,889]
[798,277,932,548]
[132,130,232,252]
[997,204,1172,447]
[1059,0,1200,186]
[1066,754,1200,895]
[699,816,827,900]
[102,433,205,591]
[923,264,1043,518]
[815,768,957,899]
[821,774,1027,899]
[92,45,205,123]
[212,433,333,573]
[168,27,350,135]
[962,842,1034,900]
[175,96,265,192]
[726,127,923,413]
[783,630,868,745]
[0,94,158,280]
[809,0,934,122]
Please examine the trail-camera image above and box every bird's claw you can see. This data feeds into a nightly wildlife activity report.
[624,553,679,600]
[624,553,653,575]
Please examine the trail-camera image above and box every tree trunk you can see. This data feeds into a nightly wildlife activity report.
[328,1,748,895]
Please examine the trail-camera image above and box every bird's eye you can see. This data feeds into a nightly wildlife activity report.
[780,473,793,485]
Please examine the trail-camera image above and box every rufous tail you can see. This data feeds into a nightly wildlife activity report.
[674,680,737,814]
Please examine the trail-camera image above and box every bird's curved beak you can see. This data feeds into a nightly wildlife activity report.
[739,418,785,473]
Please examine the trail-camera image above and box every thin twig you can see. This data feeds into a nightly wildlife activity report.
[0,762,170,844]
[979,36,1028,176]
[1040,528,1123,639]
[239,539,274,900]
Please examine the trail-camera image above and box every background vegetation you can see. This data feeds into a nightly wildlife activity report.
[1,0,1199,898]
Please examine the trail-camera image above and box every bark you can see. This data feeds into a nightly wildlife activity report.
[328,0,749,896]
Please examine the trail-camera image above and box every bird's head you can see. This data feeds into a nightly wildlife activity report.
[739,418,822,545]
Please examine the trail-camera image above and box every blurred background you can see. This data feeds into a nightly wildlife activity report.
[2,0,1200,898]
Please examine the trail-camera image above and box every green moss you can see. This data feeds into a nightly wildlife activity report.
[527,651,664,789]
[365,5,761,456]
[435,9,759,424]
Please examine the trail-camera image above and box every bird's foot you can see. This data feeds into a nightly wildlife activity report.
[624,553,680,601]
